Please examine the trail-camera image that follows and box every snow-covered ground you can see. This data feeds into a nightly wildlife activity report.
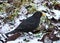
[0,0,60,43]
[7,3,60,43]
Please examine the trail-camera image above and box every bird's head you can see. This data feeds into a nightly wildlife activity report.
[33,11,46,18]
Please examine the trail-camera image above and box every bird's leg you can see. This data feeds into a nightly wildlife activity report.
[23,32,33,39]
[23,32,34,42]
[28,32,34,39]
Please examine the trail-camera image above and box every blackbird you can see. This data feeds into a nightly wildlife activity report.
[5,11,45,36]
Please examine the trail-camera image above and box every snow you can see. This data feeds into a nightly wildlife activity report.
[7,34,43,43]
[4,6,60,43]
[37,5,48,11]
[0,0,60,43]
[52,10,60,20]
[6,1,60,43]
[0,24,10,34]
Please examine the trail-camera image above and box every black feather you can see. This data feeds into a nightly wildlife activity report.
[5,11,42,36]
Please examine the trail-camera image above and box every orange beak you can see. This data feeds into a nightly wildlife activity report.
[42,12,46,16]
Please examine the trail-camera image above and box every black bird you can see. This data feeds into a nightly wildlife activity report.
[5,11,45,36]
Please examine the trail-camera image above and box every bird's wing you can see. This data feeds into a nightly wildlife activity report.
[20,19,35,28]
[20,16,35,27]
[16,16,39,32]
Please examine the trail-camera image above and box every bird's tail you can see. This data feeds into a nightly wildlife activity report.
[5,29,19,37]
